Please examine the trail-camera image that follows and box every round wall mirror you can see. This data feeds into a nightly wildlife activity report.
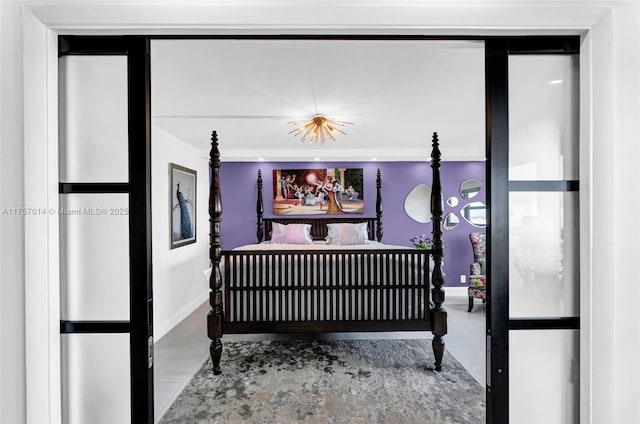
[404,184,432,223]
[443,212,460,230]
[460,179,482,199]
[461,201,487,228]
[447,196,459,207]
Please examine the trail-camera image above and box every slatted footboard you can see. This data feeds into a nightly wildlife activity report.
[223,249,432,334]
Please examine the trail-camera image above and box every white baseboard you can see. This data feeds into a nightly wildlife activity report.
[154,293,208,342]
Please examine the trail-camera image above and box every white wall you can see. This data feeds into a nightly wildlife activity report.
[151,125,209,340]
[609,3,640,422]
[582,4,640,423]
[0,2,26,423]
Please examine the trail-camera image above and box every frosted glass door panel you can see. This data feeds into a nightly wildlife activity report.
[60,194,130,320]
[509,192,579,318]
[62,333,131,424]
[508,55,579,181]
[59,55,129,182]
[510,330,579,423]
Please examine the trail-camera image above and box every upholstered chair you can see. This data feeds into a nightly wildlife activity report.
[468,232,486,312]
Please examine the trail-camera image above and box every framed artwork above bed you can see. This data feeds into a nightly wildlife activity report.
[273,167,364,215]
[170,163,197,249]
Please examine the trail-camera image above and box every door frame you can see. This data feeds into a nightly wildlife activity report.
[22,3,629,423]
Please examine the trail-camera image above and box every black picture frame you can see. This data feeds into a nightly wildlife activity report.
[272,167,364,215]
[170,163,197,249]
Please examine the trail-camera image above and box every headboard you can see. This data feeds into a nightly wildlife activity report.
[256,169,383,243]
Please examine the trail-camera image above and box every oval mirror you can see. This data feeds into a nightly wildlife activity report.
[460,179,482,199]
[461,201,487,228]
[404,184,432,223]
[444,212,460,230]
[447,196,459,207]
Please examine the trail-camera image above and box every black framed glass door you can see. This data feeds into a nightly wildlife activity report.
[58,36,153,424]
[485,37,581,423]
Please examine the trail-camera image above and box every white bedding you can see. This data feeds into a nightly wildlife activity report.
[233,240,414,251]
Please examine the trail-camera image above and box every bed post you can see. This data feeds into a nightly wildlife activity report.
[430,132,447,372]
[208,131,224,375]
[375,168,383,241]
[256,169,264,242]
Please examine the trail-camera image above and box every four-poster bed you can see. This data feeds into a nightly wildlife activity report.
[207,131,447,374]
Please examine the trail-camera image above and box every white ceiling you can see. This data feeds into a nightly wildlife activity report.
[150,39,486,161]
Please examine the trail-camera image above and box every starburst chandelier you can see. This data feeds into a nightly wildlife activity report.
[288,115,353,145]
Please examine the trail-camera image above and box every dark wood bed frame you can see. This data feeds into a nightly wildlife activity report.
[207,131,447,373]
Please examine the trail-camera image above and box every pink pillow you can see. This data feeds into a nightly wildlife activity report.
[270,223,313,244]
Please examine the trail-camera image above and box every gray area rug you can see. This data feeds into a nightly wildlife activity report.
[160,339,485,423]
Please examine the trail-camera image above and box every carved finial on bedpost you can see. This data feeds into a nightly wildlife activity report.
[376,168,383,241]
[257,169,264,242]
[208,130,224,375]
[430,131,447,372]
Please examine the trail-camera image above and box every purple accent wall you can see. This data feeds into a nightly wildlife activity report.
[219,161,485,288]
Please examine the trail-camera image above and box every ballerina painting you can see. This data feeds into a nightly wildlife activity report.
[272,168,364,215]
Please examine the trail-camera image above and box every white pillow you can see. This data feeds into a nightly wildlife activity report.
[270,223,313,244]
[326,222,370,245]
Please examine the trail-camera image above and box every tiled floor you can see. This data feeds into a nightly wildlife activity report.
[153,302,211,421]
[153,292,486,422]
